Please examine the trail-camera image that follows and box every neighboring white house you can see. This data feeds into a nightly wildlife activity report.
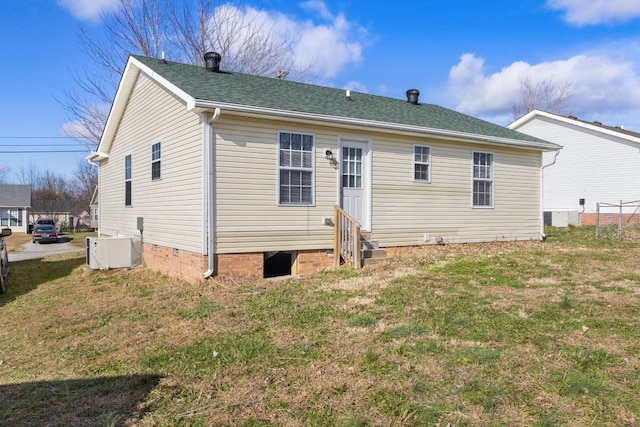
[88,54,559,281]
[0,184,31,233]
[89,186,98,229]
[509,110,640,227]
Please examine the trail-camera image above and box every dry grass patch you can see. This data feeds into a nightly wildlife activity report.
[2,227,640,425]
[3,232,32,253]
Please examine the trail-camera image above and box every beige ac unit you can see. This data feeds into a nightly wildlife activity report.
[87,236,134,269]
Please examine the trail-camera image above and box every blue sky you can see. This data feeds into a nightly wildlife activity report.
[2,0,640,181]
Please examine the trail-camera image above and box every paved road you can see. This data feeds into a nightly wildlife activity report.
[8,239,85,262]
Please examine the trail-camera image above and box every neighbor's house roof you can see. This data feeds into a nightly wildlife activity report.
[509,110,640,145]
[90,55,559,161]
[0,184,31,208]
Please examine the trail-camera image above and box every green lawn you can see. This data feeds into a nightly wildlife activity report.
[1,226,639,426]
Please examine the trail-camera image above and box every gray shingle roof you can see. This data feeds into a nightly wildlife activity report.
[565,114,640,138]
[0,184,32,207]
[133,55,558,150]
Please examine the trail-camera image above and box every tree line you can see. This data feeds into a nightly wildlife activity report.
[14,161,97,229]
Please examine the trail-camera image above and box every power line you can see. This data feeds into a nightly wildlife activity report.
[0,144,87,147]
[0,150,89,153]
[0,136,90,139]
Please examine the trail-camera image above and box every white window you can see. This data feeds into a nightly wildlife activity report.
[125,154,132,206]
[473,151,493,207]
[151,142,161,180]
[278,131,314,205]
[414,145,431,182]
[0,209,22,227]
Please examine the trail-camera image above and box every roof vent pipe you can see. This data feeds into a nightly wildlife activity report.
[406,89,420,105]
[204,52,221,72]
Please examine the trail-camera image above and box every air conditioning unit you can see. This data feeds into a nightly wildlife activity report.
[549,210,580,227]
[87,236,136,269]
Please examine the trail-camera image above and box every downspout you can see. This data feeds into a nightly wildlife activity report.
[87,157,101,237]
[203,108,221,278]
[540,149,560,240]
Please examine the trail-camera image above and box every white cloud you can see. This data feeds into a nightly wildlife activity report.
[294,12,364,78]
[301,0,334,21]
[546,0,640,26]
[447,52,640,124]
[57,0,120,21]
[210,2,365,79]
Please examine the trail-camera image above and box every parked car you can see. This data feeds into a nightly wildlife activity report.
[32,224,58,244]
[30,218,57,234]
[1,227,12,293]
[35,218,56,228]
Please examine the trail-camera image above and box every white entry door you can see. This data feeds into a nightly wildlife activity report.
[340,140,370,231]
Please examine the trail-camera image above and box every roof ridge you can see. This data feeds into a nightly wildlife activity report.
[128,55,559,151]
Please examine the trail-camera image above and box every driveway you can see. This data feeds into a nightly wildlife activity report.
[9,238,85,262]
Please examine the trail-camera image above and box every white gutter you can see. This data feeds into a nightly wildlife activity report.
[190,100,560,152]
[540,149,560,240]
[86,151,109,162]
[202,108,221,278]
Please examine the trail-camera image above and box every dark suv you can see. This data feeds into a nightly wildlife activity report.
[1,228,12,293]
[35,218,55,228]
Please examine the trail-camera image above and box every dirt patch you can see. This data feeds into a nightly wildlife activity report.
[4,232,31,253]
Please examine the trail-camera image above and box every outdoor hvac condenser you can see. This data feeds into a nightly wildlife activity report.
[87,236,135,269]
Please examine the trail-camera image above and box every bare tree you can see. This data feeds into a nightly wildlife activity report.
[70,160,98,216]
[511,76,572,121]
[17,161,97,229]
[203,2,304,77]
[32,171,73,220]
[62,0,307,148]
[0,164,10,183]
[16,163,71,224]
[15,162,42,188]
[61,0,174,147]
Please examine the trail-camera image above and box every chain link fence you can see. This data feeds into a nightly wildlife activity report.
[595,200,640,236]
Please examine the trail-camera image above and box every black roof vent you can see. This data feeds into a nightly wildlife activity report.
[204,52,221,72]
[406,89,420,105]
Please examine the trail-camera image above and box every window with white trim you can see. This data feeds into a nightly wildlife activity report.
[413,145,431,182]
[125,154,132,206]
[278,131,314,205]
[473,151,493,207]
[0,209,22,226]
[151,142,161,180]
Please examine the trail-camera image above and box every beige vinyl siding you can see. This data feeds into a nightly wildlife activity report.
[99,75,203,252]
[213,117,338,253]
[100,79,542,256]
[213,118,542,253]
[372,134,541,246]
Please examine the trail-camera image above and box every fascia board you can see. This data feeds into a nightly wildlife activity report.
[97,57,196,156]
[132,57,195,105]
[509,110,640,146]
[96,59,137,155]
[507,110,539,130]
[193,100,560,151]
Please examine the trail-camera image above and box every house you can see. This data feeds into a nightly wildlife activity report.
[509,110,640,227]
[88,54,559,281]
[89,186,98,229]
[0,184,31,233]
[29,199,72,232]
